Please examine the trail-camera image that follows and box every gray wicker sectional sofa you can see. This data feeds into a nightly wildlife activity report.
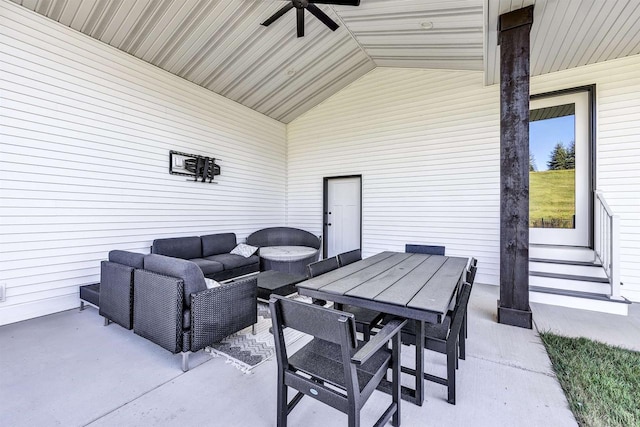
[98,249,257,371]
[151,233,259,281]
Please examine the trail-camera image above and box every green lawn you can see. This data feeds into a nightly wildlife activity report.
[530,169,575,228]
[540,333,640,427]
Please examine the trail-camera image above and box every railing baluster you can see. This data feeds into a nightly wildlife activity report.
[594,191,621,300]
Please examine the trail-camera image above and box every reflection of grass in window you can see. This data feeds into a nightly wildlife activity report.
[530,169,575,228]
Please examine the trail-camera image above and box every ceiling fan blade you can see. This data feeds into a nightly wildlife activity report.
[307,4,339,31]
[310,0,360,6]
[297,7,305,37]
[261,3,294,27]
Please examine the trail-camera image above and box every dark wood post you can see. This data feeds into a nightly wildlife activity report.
[497,6,534,329]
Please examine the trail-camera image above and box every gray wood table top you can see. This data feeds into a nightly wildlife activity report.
[297,251,468,322]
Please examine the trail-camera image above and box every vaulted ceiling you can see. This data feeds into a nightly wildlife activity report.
[11,0,640,123]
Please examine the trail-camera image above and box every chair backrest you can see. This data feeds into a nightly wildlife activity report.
[270,295,357,348]
[307,257,339,278]
[405,244,445,256]
[466,258,478,284]
[449,282,473,337]
[337,249,362,267]
[143,254,206,307]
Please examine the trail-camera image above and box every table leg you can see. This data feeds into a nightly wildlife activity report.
[414,319,425,405]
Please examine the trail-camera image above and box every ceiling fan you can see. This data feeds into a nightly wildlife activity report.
[261,0,361,38]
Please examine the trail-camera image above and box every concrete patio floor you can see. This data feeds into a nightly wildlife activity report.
[1,284,580,427]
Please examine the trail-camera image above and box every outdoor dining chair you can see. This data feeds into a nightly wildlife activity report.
[306,257,339,306]
[459,258,478,360]
[269,295,407,427]
[400,282,473,405]
[336,249,385,341]
[405,244,446,255]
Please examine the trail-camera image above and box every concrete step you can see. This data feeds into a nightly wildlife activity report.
[529,273,611,294]
[529,261,608,279]
[529,244,595,262]
[530,287,630,315]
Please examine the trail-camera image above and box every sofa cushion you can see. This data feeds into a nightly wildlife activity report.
[205,254,259,270]
[201,233,237,257]
[143,254,206,307]
[230,243,259,258]
[183,309,191,330]
[109,250,144,269]
[152,236,202,260]
[190,258,224,276]
[259,246,318,262]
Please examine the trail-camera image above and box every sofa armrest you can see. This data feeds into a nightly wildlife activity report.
[133,269,184,354]
[99,261,135,329]
[190,276,258,351]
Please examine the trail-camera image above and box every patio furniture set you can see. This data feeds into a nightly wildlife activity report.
[80,233,477,426]
[80,227,321,371]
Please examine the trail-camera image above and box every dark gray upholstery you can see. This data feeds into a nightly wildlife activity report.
[152,236,202,260]
[109,250,144,269]
[206,253,259,270]
[189,258,224,276]
[143,254,206,308]
[79,283,100,307]
[247,227,321,276]
[150,234,258,280]
[201,233,237,257]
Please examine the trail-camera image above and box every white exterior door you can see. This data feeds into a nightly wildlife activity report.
[529,91,590,247]
[326,177,361,258]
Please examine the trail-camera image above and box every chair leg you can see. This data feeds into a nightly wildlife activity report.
[277,376,288,427]
[252,323,257,335]
[103,317,110,326]
[348,411,361,427]
[80,301,85,312]
[447,345,456,405]
[363,326,370,342]
[182,352,190,372]
[391,334,401,427]
[459,325,466,360]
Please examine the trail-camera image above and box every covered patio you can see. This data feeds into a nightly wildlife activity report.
[10,283,639,426]
[2,0,640,425]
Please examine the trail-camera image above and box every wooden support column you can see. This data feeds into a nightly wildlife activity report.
[497,5,534,329]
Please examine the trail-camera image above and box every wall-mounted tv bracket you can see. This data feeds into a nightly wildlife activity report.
[170,150,221,183]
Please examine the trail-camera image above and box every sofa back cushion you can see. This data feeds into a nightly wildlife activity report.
[201,233,237,257]
[246,227,320,249]
[109,250,145,269]
[152,236,202,260]
[143,254,206,307]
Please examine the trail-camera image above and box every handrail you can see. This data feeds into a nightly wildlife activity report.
[594,191,622,300]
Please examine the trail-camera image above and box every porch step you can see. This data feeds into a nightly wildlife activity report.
[529,261,608,279]
[529,258,603,267]
[529,273,611,294]
[530,286,630,316]
[529,244,595,262]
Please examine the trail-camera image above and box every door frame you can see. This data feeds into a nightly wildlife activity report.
[530,84,596,248]
[322,175,363,259]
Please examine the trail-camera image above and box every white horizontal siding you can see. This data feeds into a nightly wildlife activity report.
[287,55,640,301]
[287,67,502,287]
[0,2,287,325]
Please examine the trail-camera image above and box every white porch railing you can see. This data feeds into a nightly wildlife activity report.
[594,191,622,299]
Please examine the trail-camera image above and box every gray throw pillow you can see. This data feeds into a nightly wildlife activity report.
[230,243,259,258]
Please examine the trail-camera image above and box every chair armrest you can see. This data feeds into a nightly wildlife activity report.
[190,276,258,351]
[351,318,407,365]
[133,269,184,354]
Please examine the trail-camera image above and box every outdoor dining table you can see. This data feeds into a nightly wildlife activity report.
[296,251,469,406]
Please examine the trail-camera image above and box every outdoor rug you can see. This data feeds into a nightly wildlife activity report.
[205,296,310,373]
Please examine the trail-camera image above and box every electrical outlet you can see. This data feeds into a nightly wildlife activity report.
[0,283,5,302]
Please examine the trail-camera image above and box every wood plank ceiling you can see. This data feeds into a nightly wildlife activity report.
[10,0,640,122]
